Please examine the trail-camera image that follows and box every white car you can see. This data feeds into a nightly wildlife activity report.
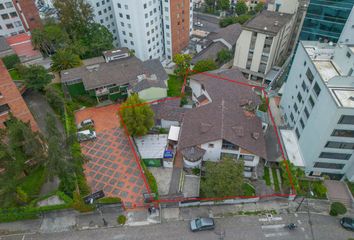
[77,130,97,142]
[77,119,95,129]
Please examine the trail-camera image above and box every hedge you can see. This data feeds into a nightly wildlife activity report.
[0,191,73,223]
[141,160,158,197]
[2,54,20,70]
[117,215,127,225]
[329,202,347,216]
[97,197,122,204]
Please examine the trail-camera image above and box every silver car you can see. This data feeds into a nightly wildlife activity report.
[190,217,215,232]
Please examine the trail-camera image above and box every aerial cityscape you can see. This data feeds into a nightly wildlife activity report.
[0,0,354,239]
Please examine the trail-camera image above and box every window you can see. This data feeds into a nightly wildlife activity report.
[313,162,345,170]
[300,118,305,129]
[325,141,354,150]
[338,115,354,125]
[14,21,22,27]
[0,104,10,115]
[6,23,14,29]
[1,14,9,20]
[240,155,254,161]
[306,68,314,83]
[295,128,300,139]
[304,61,307,66]
[222,140,239,150]
[208,143,214,148]
[0,4,4,10]
[126,14,130,20]
[332,129,354,138]
[301,81,307,91]
[319,152,351,160]
[346,51,351,58]
[297,92,302,102]
[294,103,298,112]
[304,107,310,119]
[313,82,321,96]
[309,96,315,108]
[119,13,123,18]
[4,2,13,8]
[290,113,294,122]
[117,3,121,8]
[9,12,17,18]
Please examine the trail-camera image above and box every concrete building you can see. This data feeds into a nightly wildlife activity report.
[86,0,120,47]
[338,7,354,46]
[0,0,42,37]
[233,10,294,82]
[280,41,354,181]
[162,0,193,60]
[111,0,165,61]
[0,60,38,131]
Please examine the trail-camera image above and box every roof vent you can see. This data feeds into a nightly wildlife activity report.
[252,132,260,140]
[264,26,268,31]
[274,21,279,26]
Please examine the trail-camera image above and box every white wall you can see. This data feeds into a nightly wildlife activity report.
[201,140,223,161]
[233,30,252,69]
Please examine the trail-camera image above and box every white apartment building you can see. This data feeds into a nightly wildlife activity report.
[87,0,120,46]
[111,0,165,61]
[233,10,294,82]
[280,41,354,181]
[0,1,25,36]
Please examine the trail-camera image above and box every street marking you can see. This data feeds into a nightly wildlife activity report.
[261,224,286,229]
[264,232,289,238]
[22,235,25,240]
[297,219,302,224]
[295,213,298,217]
[258,216,283,222]
[301,227,305,232]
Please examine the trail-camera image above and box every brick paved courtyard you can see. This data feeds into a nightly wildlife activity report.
[76,105,148,207]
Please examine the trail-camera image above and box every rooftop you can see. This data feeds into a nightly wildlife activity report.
[5,33,41,60]
[178,68,267,159]
[243,10,293,35]
[280,129,305,168]
[61,57,167,91]
[134,134,168,159]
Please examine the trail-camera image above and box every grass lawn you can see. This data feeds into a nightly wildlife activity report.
[242,182,256,196]
[298,180,327,199]
[271,168,280,192]
[167,74,184,97]
[263,166,271,186]
[20,166,47,200]
[9,69,22,80]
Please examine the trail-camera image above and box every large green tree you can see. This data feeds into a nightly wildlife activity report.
[280,159,304,193]
[17,64,52,91]
[254,2,265,13]
[119,94,154,136]
[201,157,244,197]
[235,0,248,15]
[217,49,233,64]
[51,49,83,72]
[173,54,192,77]
[193,59,218,73]
[217,0,230,10]
[53,0,94,40]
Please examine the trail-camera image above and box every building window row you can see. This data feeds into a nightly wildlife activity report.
[325,141,354,150]
[313,162,345,170]
[319,152,352,160]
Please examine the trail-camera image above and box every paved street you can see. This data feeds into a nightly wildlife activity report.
[1,213,352,240]
[193,12,221,33]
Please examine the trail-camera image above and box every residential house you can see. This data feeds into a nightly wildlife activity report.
[61,48,168,102]
[191,23,242,65]
[178,69,267,177]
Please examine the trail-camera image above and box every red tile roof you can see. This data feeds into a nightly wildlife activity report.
[6,33,41,59]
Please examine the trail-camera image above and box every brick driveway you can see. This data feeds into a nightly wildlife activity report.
[76,104,147,207]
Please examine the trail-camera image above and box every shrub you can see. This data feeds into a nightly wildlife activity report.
[192,168,201,175]
[117,215,127,225]
[263,167,271,186]
[329,202,347,216]
[97,197,122,204]
[2,54,20,69]
[141,161,158,196]
[72,191,94,212]
[45,84,65,116]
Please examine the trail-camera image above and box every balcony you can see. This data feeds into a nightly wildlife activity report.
[95,87,109,96]
[0,104,10,116]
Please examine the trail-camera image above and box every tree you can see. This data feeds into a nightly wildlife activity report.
[193,59,218,73]
[254,2,265,13]
[51,49,83,72]
[217,0,230,11]
[201,157,244,197]
[173,54,192,77]
[81,23,114,59]
[17,65,52,91]
[217,49,233,64]
[280,159,304,193]
[53,0,94,40]
[45,113,66,181]
[204,0,217,12]
[235,0,248,15]
[119,94,154,136]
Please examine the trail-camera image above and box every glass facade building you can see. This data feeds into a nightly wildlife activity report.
[300,0,354,42]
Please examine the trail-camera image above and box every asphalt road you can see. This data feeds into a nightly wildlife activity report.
[193,12,221,33]
[2,213,352,240]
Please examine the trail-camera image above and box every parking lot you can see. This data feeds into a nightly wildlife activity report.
[75,104,148,207]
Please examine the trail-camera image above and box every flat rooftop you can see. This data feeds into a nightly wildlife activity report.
[330,88,354,108]
[349,46,354,54]
[313,60,339,83]
[280,129,305,168]
[134,134,168,159]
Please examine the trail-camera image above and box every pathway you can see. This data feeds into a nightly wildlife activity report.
[324,180,352,208]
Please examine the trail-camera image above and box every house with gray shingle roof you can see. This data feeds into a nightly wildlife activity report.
[61,48,168,102]
[177,68,267,178]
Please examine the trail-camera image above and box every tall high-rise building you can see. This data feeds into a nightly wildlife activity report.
[162,0,193,60]
[86,0,120,47]
[0,0,42,37]
[299,0,354,43]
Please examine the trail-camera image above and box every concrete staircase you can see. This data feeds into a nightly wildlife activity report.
[324,180,353,208]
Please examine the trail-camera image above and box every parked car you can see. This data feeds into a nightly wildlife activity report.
[77,119,95,129]
[340,217,354,231]
[77,130,96,142]
[190,217,215,232]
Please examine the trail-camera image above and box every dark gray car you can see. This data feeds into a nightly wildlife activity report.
[190,217,215,232]
[340,217,354,231]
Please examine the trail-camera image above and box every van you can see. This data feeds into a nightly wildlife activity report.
[77,130,97,142]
